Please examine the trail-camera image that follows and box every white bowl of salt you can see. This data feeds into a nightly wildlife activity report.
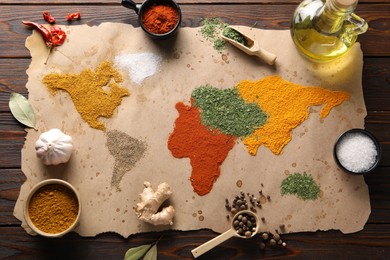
[334,129,381,175]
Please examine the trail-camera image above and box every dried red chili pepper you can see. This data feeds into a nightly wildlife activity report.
[43,11,56,24]
[50,26,67,46]
[66,12,81,21]
[22,21,53,46]
[22,21,67,47]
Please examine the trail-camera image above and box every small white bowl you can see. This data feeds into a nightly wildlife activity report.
[24,179,81,237]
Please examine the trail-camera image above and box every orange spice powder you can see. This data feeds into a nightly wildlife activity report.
[237,75,350,155]
[142,4,179,34]
[168,100,236,196]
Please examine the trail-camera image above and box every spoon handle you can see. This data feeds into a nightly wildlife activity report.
[253,48,277,65]
[191,228,236,258]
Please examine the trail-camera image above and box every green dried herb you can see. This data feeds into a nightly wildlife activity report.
[280,172,320,200]
[222,27,248,47]
[191,85,267,137]
[9,92,36,129]
[200,18,229,52]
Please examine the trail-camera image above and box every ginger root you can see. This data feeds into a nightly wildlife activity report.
[135,181,175,226]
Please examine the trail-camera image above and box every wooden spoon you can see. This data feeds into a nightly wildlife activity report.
[191,210,260,258]
[221,26,277,65]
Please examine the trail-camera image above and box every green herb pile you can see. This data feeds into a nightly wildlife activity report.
[191,85,267,137]
[199,18,228,52]
[280,172,320,201]
[222,27,248,47]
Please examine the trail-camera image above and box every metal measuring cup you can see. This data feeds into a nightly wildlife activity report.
[191,210,260,258]
[121,0,182,39]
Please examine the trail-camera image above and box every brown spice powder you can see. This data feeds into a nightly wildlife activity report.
[28,184,79,234]
[106,130,148,191]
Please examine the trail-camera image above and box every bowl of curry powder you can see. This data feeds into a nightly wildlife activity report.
[24,179,81,237]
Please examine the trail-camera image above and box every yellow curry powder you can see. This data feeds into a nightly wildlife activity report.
[237,75,350,155]
[28,184,79,234]
[43,61,130,130]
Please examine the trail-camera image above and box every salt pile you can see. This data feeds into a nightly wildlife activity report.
[336,132,378,173]
[114,52,162,84]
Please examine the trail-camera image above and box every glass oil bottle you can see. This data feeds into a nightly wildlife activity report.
[291,0,368,62]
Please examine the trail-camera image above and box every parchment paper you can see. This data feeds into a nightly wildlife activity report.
[14,23,370,237]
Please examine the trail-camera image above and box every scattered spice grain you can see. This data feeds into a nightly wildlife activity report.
[199,18,228,52]
[28,184,78,234]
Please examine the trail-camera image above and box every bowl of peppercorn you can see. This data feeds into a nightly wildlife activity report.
[122,0,182,39]
[24,179,81,237]
[333,128,381,175]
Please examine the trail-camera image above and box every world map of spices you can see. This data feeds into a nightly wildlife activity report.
[168,75,350,195]
[42,62,350,196]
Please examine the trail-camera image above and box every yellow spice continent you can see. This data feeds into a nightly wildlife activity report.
[43,61,130,130]
[237,75,350,155]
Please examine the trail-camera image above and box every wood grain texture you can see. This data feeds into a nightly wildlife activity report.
[0,0,384,4]
[0,225,389,259]
[1,1,390,259]
[0,4,389,57]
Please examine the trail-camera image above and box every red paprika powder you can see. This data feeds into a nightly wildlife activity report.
[142,4,179,34]
[168,100,236,196]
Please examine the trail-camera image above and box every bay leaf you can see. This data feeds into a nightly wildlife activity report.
[143,244,157,260]
[9,92,36,129]
[124,244,151,260]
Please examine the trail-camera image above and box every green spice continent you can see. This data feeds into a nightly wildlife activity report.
[191,85,267,137]
[280,172,320,200]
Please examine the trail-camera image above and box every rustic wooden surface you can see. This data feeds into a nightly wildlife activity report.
[1,0,390,259]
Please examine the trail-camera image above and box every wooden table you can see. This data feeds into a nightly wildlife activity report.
[1,0,389,259]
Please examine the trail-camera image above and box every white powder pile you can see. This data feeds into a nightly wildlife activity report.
[336,132,378,173]
[114,52,162,84]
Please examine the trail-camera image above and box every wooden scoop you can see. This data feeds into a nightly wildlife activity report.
[221,26,277,65]
[191,210,260,258]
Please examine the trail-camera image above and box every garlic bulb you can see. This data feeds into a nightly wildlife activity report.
[35,128,74,165]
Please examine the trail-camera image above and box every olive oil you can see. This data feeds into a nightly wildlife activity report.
[292,28,350,61]
[291,0,368,62]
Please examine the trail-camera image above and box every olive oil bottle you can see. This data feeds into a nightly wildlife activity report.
[291,0,368,61]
